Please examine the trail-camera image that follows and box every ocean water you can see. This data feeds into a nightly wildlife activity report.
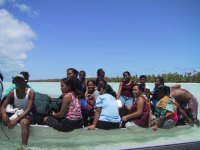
[0,82,200,150]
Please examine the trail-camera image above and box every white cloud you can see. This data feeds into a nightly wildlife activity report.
[0,0,39,17]
[12,3,39,17]
[0,9,35,75]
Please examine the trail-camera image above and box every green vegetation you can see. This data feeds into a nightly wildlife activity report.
[30,72,200,83]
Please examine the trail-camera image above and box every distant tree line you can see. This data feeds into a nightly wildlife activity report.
[105,72,200,83]
[30,72,200,83]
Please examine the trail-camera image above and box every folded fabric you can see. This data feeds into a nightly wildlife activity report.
[6,104,24,120]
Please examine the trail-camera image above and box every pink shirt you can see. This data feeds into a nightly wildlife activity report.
[66,93,82,120]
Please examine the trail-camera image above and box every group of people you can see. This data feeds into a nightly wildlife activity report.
[0,69,199,149]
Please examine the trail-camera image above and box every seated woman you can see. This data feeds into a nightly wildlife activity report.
[87,79,121,130]
[122,84,150,128]
[43,77,83,132]
[152,86,178,131]
[1,74,35,148]
[117,71,135,114]
[81,80,96,126]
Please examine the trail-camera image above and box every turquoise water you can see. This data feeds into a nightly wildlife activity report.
[1,82,200,150]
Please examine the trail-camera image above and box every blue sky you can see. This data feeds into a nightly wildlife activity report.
[0,0,199,81]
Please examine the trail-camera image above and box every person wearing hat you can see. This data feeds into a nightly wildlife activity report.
[1,74,35,148]
[0,71,35,105]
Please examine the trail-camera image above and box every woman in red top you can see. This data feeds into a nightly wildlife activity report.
[117,71,135,112]
[122,84,150,128]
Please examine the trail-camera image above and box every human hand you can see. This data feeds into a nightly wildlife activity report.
[152,125,158,131]
[8,120,17,129]
[52,111,56,116]
[87,124,96,130]
[122,116,128,122]
[87,94,93,99]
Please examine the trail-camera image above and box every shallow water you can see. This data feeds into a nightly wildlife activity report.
[1,82,200,150]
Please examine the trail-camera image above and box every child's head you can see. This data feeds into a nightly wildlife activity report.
[157,85,170,100]
[86,80,96,93]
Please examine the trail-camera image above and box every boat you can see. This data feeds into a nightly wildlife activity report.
[0,124,200,150]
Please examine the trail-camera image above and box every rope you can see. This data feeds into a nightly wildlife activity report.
[1,122,11,141]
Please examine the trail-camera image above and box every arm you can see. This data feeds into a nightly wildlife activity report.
[116,82,122,99]
[177,105,193,126]
[8,90,35,128]
[122,97,145,121]
[52,93,72,118]
[153,117,164,131]
[1,91,14,125]
[87,107,101,130]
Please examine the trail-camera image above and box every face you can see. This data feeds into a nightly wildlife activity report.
[97,81,105,91]
[79,72,85,80]
[67,70,75,78]
[98,70,105,78]
[123,73,130,81]
[155,78,161,87]
[87,81,95,92]
[60,81,70,93]
[15,78,26,90]
[132,85,142,98]
[140,78,146,84]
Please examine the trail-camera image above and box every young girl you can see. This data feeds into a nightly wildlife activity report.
[82,80,96,126]
[122,84,150,128]
[44,77,83,132]
[87,79,121,130]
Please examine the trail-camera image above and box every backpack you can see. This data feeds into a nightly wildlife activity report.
[33,92,51,115]
[50,97,62,113]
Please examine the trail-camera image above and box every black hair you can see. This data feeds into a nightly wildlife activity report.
[139,75,146,79]
[134,84,145,92]
[157,85,170,96]
[79,70,86,75]
[87,79,96,86]
[123,71,131,77]
[61,77,83,95]
[95,78,107,89]
[0,72,3,81]
[105,84,116,97]
[97,68,105,77]
[20,71,29,80]
[157,77,164,85]
[67,68,79,77]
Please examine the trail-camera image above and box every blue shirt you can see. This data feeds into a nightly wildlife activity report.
[95,93,121,123]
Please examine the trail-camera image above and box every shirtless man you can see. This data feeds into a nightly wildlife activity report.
[170,86,199,126]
